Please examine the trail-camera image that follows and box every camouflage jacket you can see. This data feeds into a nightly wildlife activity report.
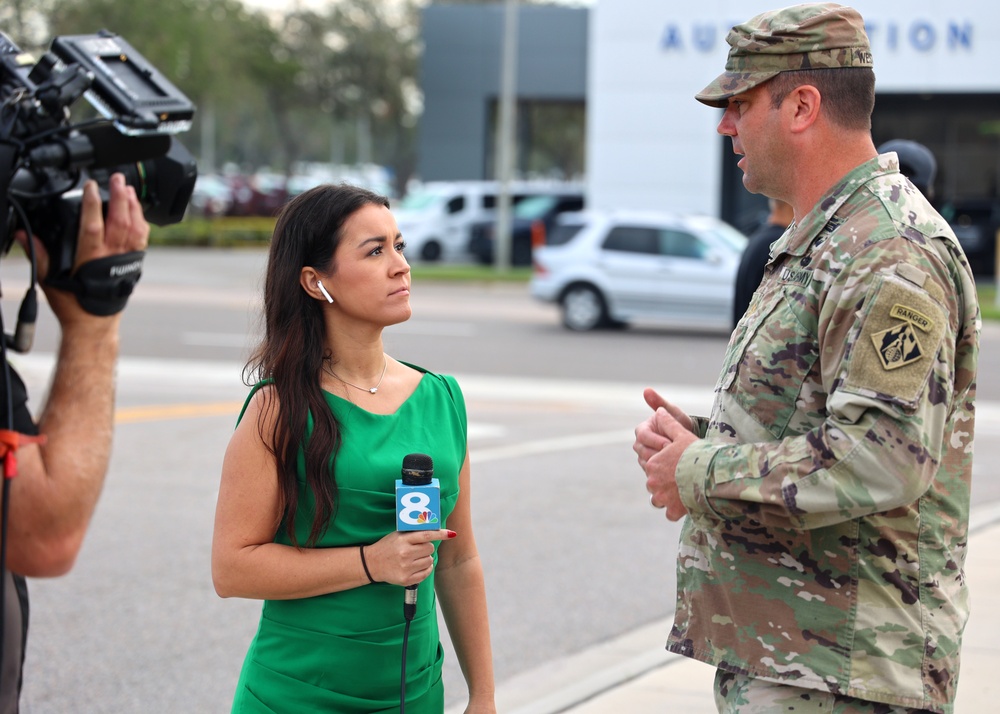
[669,154,980,713]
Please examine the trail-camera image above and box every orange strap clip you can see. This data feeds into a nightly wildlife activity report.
[0,429,47,480]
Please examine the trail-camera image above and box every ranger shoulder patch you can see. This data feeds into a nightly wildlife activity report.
[871,303,936,370]
[844,270,946,407]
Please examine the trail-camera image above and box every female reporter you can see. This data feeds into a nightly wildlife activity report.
[212,183,496,713]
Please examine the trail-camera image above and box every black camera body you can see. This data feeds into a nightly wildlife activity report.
[0,29,197,286]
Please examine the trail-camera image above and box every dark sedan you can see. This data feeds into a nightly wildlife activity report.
[467,193,585,266]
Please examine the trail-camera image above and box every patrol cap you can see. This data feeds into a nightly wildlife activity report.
[696,3,873,108]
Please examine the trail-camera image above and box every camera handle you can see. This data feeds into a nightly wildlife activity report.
[45,250,145,316]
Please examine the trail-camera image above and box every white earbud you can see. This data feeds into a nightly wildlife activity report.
[317,281,334,304]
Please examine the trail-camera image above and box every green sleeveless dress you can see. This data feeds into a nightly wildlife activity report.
[230,366,466,713]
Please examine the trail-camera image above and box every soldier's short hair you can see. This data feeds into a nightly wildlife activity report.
[766,67,875,131]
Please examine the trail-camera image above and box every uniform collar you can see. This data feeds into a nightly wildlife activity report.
[770,154,899,260]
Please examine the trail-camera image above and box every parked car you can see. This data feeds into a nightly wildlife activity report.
[467,192,585,266]
[188,174,233,217]
[226,172,289,217]
[531,210,748,331]
[394,180,584,263]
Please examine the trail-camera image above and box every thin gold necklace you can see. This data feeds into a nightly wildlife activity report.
[325,354,388,394]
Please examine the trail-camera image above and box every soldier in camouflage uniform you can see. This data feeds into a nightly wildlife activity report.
[633,4,980,713]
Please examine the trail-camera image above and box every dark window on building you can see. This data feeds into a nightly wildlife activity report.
[872,93,999,276]
[485,99,587,181]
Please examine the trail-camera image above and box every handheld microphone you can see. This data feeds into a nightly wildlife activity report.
[396,453,439,621]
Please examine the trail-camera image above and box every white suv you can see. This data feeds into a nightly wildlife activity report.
[531,210,747,332]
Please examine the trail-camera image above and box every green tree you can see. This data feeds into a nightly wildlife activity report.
[0,0,58,51]
[46,0,304,173]
[280,1,423,194]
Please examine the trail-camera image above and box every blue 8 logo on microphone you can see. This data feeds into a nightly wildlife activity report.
[399,492,439,525]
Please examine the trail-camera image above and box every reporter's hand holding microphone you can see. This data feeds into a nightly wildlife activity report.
[358,454,458,616]
[361,528,456,588]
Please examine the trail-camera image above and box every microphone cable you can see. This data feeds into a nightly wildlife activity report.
[400,610,413,714]
[400,577,419,713]
[5,197,39,354]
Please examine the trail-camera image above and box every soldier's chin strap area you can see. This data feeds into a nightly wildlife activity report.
[45,250,145,316]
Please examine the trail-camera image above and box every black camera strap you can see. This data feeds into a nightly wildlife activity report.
[45,250,145,316]
[0,144,15,255]
[0,321,46,697]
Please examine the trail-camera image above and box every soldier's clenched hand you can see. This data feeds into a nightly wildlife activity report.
[634,388,697,521]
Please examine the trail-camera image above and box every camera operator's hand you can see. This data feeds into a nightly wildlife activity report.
[75,173,149,266]
[4,173,148,576]
[20,173,149,325]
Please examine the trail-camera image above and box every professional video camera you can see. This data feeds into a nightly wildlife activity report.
[0,28,197,345]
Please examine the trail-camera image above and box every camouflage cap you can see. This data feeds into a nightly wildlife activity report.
[696,3,872,108]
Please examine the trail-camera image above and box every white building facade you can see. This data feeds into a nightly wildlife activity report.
[588,0,1000,257]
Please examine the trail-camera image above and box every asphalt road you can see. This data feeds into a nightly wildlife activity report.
[1,247,997,713]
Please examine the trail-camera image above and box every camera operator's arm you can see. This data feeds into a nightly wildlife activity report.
[4,173,148,577]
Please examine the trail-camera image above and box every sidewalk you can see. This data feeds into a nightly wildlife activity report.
[497,506,1000,714]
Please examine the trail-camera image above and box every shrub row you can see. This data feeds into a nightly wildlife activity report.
[150,217,277,247]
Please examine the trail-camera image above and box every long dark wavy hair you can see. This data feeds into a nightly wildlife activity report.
[245,183,391,547]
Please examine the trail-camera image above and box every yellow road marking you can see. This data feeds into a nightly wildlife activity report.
[115,401,243,424]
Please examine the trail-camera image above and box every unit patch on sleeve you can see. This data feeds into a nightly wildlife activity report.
[844,270,947,407]
[871,303,935,370]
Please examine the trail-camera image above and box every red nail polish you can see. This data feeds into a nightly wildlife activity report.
[447,530,457,538]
